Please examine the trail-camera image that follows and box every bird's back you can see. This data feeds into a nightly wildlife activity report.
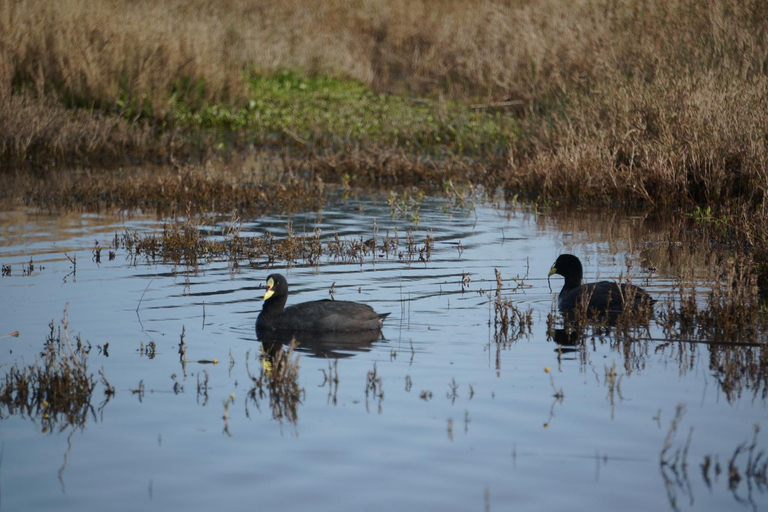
[263,299,389,331]
[559,281,653,316]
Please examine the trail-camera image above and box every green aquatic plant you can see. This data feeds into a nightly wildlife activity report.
[388,189,424,224]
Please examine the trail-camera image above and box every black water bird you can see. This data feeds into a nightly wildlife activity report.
[548,254,654,318]
[256,274,390,332]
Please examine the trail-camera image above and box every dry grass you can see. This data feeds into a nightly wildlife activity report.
[0,312,105,432]
[0,96,169,167]
[2,160,326,214]
[492,268,532,343]
[658,254,768,343]
[8,0,762,104]
[507,75,768,208]
[120,211,434,269]
[1,0,767,213]
[247,342,304,425]
[1,0,612,107]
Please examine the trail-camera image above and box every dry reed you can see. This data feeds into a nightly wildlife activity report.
[1,0,768,237]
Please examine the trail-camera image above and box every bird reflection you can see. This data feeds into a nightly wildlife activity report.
[548,327,586,355]
[550,328,582,347]
[256,327,385,359]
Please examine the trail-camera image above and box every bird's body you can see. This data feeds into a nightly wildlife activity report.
[256,274,389,332]
[548,254,654,318]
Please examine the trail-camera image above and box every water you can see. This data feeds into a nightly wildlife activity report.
[0,195,765,512]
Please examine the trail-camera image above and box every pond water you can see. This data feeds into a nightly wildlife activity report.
[0,193,766,512]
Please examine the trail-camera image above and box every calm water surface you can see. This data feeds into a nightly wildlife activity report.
[0,195,765,512]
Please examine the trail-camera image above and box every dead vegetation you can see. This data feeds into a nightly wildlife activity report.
[491,268,532,343]
[119,214,433,269]
[5,0,763,110]
[2,0,767,218]
[0,310,111,432]
[661,406,768,511]
[247,342,305,425]
[2,162,326,216]
[659,254,768,344]
[0,96,167,168]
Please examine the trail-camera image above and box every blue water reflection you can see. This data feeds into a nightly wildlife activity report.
[0,195,765,512]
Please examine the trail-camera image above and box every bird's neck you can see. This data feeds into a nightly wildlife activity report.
[560,274,583,295]
[261,296,288,317]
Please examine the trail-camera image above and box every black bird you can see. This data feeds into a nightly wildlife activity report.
[256,274,390,332]
[548,254,654,317]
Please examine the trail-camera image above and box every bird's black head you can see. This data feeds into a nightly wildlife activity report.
[263,273,289,302]
[548,254,584,288]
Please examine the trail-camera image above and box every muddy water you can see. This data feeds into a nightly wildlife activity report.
[0,195,765,512]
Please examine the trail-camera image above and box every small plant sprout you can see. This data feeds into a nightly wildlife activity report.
[545,367,564,399]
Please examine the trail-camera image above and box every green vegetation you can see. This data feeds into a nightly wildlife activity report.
[168,72,515,158]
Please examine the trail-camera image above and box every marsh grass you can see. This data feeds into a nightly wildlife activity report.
[247,343,304,425]
[705,205,768,300]
[2,0,766,218]
[546,216,768,398]
[320,359,339,406]
[491,269,532,343]
[121,214,433,269]
[6,0,764,107]
[659,255,768,345]
[365,363,384,414]
[551,210,768,346]
[0,312,104,432]
[3,162,326,216]
[662,413,767,510]
[720,425,768,495]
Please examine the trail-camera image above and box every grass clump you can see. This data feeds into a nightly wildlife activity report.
[120,214,433,269]
[0,313,106,432]
[491,269,532,344]
[3,162,326,215]
[659,255,768,345]
[247,342,304,426]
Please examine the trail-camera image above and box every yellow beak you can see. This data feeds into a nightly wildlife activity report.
[263,277,275,300]
[548,267,557,277]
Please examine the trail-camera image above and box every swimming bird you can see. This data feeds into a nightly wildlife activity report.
[256,274,390,332]
[548,254,654,318]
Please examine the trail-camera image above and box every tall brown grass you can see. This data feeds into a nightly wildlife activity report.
[4,0,764,103]
[1,0,767,211]
[507,75,768,207]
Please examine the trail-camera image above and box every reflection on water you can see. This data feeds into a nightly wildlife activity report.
[257,328,385,359]
[247,341,304,428]
[0,197,766,512]
[550,327,581,347]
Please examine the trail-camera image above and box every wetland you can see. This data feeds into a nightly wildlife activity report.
[2,1,768,510]
[1,187,767,511]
